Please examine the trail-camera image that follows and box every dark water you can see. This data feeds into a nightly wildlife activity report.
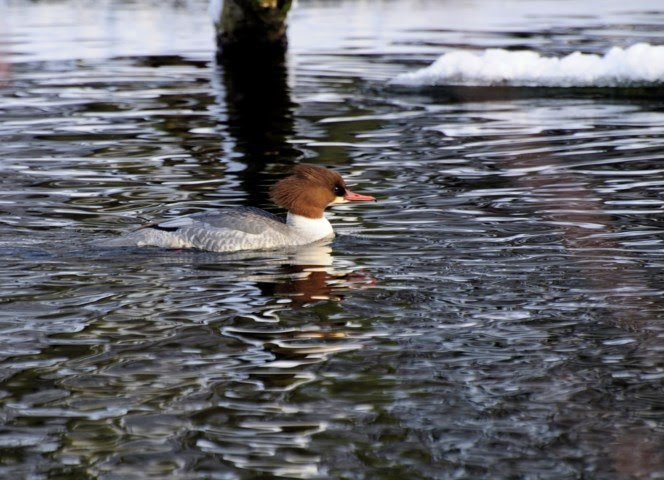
[1,1,664,479]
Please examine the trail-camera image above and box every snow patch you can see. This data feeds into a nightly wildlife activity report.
[208,0,224,26]
[393,43,664,88]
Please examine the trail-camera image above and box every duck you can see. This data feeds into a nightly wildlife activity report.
[104,164,375,253]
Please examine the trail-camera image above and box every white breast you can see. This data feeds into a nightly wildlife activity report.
[286,213,334,243]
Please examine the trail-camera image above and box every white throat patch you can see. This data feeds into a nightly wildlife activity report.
[287,213,334,242]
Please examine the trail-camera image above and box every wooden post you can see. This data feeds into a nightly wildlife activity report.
[212,0,292,57]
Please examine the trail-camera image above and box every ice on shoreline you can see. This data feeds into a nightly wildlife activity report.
[392,43,664,88]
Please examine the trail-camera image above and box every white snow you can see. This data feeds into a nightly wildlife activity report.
[393,43,664,88]
[208,0,224,26]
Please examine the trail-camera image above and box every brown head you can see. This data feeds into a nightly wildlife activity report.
[270,164,375,219]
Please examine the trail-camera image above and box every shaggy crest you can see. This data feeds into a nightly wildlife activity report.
[270,164,347,219]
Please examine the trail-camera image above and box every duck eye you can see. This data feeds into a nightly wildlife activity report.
[333,185,345,196]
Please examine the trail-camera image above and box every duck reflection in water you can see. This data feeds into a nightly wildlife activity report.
[120,238,376,309]
[250,240,376,309]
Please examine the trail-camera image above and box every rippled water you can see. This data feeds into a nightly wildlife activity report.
[1,1,664,478]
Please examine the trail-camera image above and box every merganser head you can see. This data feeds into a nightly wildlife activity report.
[270,164,375,219]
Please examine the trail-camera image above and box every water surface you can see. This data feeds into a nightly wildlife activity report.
[1,1,663,479]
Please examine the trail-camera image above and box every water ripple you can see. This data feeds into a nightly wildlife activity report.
[1,0,664,479]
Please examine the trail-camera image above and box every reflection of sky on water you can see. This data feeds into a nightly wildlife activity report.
[1,0,663,479]
[3,0,663,66]
[1,1,213,62]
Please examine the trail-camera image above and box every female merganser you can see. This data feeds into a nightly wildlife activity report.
[105,164,375,253]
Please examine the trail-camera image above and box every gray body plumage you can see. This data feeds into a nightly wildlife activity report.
[102,207,332,253]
